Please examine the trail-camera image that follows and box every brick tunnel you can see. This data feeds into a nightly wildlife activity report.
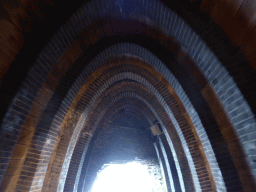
[1,0,256,191]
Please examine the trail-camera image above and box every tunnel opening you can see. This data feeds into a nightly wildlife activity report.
[91,159,166,192]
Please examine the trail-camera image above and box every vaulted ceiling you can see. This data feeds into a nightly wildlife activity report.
[1,0,256,192]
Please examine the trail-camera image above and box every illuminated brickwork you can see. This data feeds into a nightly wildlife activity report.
[0,0,256,192]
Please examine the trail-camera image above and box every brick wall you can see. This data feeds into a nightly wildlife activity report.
[0,0,256,191]
[61,80,196,192]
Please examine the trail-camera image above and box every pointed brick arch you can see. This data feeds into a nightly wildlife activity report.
[1,0,256,191]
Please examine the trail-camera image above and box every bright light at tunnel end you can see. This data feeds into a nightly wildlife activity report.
[91,162,155,192]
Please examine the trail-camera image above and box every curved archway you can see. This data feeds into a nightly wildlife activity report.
[0,0,256,192]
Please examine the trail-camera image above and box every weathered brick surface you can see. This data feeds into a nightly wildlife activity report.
[64,77,200,192]
[60,47,224,190]
[50,78,192,192]
[76,99,157,192]
[0,0,256,191]
[41,110,82,192]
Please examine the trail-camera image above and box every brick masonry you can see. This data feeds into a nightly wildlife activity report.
[70,82,193,192]
[45,56,215,191]
[0,0,256,191]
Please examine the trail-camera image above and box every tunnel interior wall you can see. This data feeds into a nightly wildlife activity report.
[0,0,256,192]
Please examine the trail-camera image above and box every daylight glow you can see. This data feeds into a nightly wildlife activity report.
[91,162,154,192]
